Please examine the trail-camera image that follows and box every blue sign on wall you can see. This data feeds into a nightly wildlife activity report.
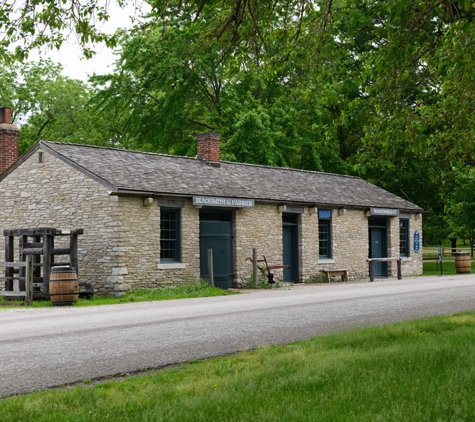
[318,210,332,219]
[414,230,420,252]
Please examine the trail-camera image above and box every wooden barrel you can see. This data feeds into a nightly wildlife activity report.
[455,253,471,274]
[49,266,79,306]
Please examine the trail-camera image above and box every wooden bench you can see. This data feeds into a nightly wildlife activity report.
[321,269,349,283]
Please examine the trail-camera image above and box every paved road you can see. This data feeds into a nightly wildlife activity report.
[2,274,475,398]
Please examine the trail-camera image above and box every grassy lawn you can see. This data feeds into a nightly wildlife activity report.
[2,312,475,421]
[423,244,475,276]
[0,279,236,309]
[422,260,474,276]
[423,258,475,276]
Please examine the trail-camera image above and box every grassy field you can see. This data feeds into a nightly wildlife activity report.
[422,260,475,276]
[0,279,236,308]
[422,244,475,276]
[2,312,475,421]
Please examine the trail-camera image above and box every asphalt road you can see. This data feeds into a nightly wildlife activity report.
[2,274,475,398]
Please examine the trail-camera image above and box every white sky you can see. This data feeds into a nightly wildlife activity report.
[29,2,150,82]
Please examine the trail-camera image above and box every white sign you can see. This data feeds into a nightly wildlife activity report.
[370,207,400,216]
[193,196,255,208]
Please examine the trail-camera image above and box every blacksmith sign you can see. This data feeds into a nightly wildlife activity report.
[193,196,255,208]
[369,207,400,217]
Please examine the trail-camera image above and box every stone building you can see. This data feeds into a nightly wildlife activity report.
[0,110,424,294]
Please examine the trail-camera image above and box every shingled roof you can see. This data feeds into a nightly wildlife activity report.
[14,142,423,212]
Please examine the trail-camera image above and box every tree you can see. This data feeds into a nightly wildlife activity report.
[0,59,120,153]
[0,0,120,61]
[5,0,475,241]
[444,166,475,245]
[91,15,352,172]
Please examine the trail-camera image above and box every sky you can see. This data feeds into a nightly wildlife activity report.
[29,2,149,82]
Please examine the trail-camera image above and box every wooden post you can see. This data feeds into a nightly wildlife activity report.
[369,260,374,282]
[33,235,41,281]
[4,235,14,291]
[397,259,402,280]
[207,248,214,287]
[18,235,27,291]
[43,234,53,295]
[70,233,78,275]
[253,248,258,288]
[25,255,33,306]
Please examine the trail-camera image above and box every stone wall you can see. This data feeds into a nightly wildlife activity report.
[140,201,200,289]
[234,204,284,285]
[233,206,422,284]
[0,149,423,295]
[402,213,423,276]
[0,150,121,294]
[323,208,370,280]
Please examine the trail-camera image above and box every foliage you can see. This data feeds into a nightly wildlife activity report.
[90,5,352,172]
[4,0,475,236]
[0,59,121,154]
[443,166,475,242]
[3,312,475,420]
[0,0,121,61]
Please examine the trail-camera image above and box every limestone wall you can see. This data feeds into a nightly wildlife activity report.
[0,150,121,294]
[139,201,201,289]
[319,209,370,280]
[0,149,423,295]
[234,204,284,285]
[233,206,423,284]
[402,213,423,276]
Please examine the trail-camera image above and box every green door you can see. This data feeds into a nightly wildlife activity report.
[283,214,299,282]
[369,221,388,277]
[199,211,233,289]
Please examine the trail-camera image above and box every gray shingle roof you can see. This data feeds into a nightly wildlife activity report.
[37,142,422,212]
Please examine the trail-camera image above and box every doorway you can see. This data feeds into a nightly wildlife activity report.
[199,210,233,289]
[368,218,388,277]
[282,213,299,282]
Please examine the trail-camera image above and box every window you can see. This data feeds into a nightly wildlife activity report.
[399,219,409,257]
[319,209,332,258]
[160,208,181,262]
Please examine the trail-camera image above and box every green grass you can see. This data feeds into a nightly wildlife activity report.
[2,312,475,421]
[423,259,475,276]
[0,279,236,309]
[423,244,475,276]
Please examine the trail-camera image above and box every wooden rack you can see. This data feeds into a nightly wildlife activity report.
[1,228,83,299]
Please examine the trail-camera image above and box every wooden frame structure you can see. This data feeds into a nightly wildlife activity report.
[367,257,402,282]
[1,228,83,299]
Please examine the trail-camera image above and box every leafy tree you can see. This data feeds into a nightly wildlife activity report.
[444,166,475,245]
[0,0,120,61]
[0,59,120,154]
[5,0,475,241]
[91,14,351,172]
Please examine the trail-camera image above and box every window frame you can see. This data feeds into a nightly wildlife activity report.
[160,207,181,263]
[318,209,332,259]
[399,218,410,258]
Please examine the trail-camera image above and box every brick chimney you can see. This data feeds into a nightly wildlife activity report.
[0,107,19,175]
[196,133,220,166]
